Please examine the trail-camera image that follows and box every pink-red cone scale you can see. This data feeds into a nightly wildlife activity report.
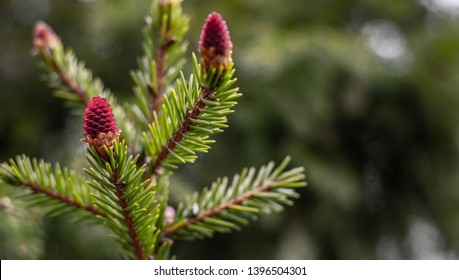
[83,97,119,139]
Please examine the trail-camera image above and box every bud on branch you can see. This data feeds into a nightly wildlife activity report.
[33,21,61,53]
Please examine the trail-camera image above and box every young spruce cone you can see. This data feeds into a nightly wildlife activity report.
[82,97,120,157]
[199,12,233,70]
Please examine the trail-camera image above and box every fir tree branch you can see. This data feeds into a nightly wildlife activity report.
[165,157,307,240]
[0,155,101,218]
[131,0,189,123]
[134,0,185,225]
[163,183,273,238]
[112,173,146,260]
[34,22,107,107]
[23,181,101,216]
[84,140,161,259]
[144,56,241,175]
[151,86,214,175]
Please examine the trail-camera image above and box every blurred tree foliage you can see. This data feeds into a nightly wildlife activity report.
[1,0,459,259]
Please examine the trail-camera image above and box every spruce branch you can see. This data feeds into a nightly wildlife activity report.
[143,12,238,176]
[164,157,307,240]
[82,97,161,259]
[131,0,189,123]
[150,80,215,174]
[34,22,107,107]
[0,155,101,217]
[112,172,146,260]
[163,184,270,238]
[144,55,241,175]
[22,181,101,216]
[84,139,161,259]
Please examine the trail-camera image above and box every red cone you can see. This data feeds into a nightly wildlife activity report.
[199,12,233,70]
[82,97,120,156]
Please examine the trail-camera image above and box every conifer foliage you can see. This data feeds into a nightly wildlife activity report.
[0,0,307,259]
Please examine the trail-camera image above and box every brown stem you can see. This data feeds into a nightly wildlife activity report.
[149,0,184,118]
[150,43,168,117]
[112,174,147,260]
[163,183,273,238]
[26,181,103,216]
[139,42,170,181]
[150,86,214,176]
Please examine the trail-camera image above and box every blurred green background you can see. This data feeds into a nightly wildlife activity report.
[2,0,459,259]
